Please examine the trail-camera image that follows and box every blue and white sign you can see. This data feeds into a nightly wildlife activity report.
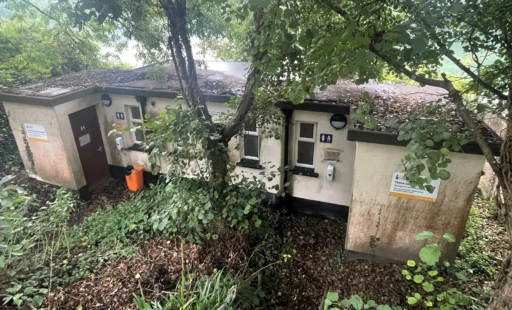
[320,133,333,143]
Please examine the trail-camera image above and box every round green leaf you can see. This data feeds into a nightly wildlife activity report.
[407,297,418,305]
[442,233,456,243]
[422,282,435,292]
[327,291,339,302]
[407,260,416,267]
[415,231,435,241]
[438,170,451,180]
[413,275,425,283]
[419,244,442,266]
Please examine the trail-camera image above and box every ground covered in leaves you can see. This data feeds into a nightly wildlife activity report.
[2,171,509,310]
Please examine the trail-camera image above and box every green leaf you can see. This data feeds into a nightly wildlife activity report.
[422,282,435,292]
[415,231,435,241]
[350,295,364,310]
[413,275,425,283]
[157,218,168,231]
[440,148,450,155]
[254,218,262,228]
[476,103,487,113]
[419,244,442,266]
[377,306,393,310]
[327,292,339,302]
[455,272,467,280]
[341,299,352,307]
[1,197,14,208]
[407,260,416,267]
[367,300,376,307]
[32,295,43,307]
[0,256,5,268]
[407,297,418,305]
[425,139,434,147]
[428,270,439,277]
[443,233,456,243]
[425,185,435,193]
[438,170,451,180]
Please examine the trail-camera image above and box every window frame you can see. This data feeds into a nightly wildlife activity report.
[127,105,145,144]
[296,121,316,168]
[242,120,259,160]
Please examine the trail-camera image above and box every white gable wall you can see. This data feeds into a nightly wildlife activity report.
[288,110,356,206]
[3,102,77,189]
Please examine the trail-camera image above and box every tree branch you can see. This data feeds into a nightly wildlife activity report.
[405,0,507,100]
[221,8,266,140]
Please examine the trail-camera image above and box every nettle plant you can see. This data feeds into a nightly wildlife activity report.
[402,231,471,309]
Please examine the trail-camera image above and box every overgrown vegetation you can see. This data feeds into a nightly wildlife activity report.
[0,2,130,88]
[133,269,264,310]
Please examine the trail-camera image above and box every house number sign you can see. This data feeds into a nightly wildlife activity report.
[116,112,125,120]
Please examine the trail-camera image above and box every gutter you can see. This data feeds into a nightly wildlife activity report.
[281,108,294,206]
[347,129,501,156]
[0,86,233,106]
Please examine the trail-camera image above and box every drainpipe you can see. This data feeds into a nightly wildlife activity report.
[135,96,148,116]
[281,108,293,207]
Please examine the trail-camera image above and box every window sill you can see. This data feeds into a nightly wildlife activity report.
[237,158,263,170]
[291,166,319,178]
[126,143,146,153]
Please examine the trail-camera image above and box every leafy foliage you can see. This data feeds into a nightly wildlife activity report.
[0,183,75,308]
[324,292,402,310]
[133,269,264,310]
[0,2,129,87]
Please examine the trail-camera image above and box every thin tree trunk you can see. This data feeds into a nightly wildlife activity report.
[488,89,512,309]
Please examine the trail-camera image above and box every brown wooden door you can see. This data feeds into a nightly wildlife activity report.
[69,105,110,189]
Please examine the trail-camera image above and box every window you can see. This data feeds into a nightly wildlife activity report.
[128,106,144,143]
[243,119,259,160]
[296,122,316,167]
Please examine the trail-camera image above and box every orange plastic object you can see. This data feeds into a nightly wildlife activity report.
[125,165,144,192]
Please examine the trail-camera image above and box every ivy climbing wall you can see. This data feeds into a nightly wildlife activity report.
[0,103,22,175]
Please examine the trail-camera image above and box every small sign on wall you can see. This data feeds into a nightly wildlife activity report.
[114,122,123,132]
[320,133,333,143]
[116,112,125,120]
[24,123,49,143]
[389,172,441,203]
[79,134,91,146]
[324,148,342,162]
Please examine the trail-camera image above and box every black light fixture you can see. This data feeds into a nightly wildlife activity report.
[101,94,112,107]
[330,114,348,130]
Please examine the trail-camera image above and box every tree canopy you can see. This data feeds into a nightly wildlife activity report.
[0,1,130,87]
[5,0,512,307]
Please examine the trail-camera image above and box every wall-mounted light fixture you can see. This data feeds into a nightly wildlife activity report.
[101,94,112,107]
[330,114,348,130]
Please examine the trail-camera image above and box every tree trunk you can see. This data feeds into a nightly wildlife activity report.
[208,138,229,187]
[488,111,512,309]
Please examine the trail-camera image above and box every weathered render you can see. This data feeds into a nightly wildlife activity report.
[346,142,485,262]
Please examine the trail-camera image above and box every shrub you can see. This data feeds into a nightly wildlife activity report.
[75,192,152,248]
[0,180,75,308]
[149,177,265,243]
